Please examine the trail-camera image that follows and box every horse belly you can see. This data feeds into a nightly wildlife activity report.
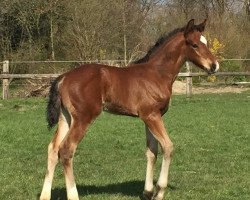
[102,101,138,117]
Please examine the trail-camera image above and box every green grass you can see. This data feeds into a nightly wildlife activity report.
[0,92,250,200]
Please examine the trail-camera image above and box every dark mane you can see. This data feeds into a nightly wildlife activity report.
[133,27,185,64]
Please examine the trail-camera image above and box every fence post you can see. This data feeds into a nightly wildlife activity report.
[186,62,192,97]
[2,60,10,99]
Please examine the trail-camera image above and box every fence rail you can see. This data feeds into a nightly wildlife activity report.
[1,60,250,99]
[1,71,250,79]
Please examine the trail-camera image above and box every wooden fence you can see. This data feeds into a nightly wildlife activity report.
[1,60,250,99]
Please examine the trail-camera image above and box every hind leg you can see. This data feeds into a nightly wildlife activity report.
[58,120,85,200]
[59,109,101,200]
[40,112,70,200]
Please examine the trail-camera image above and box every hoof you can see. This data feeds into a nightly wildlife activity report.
[143,190,154,200]
[152,184,165,200]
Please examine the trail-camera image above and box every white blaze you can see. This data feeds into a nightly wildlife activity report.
[199,35,220,72]
[200,35,207,46]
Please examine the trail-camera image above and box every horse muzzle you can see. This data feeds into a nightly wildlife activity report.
[209,61,219,74]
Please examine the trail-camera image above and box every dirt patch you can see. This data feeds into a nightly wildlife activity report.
[173,81,250,95]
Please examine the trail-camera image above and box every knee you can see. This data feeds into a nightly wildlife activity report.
[163,142,174,158]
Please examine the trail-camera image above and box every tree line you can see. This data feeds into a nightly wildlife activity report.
[0,0,249,64]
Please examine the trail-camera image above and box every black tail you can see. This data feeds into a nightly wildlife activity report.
[47,76,63,129]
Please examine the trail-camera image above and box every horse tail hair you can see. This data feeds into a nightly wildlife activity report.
[47,76,63,130]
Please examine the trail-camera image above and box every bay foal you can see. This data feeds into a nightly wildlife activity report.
[40,19,219,200]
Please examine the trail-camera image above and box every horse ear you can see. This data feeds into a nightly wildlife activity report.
[184,19,195,37]
[197,19,207,32]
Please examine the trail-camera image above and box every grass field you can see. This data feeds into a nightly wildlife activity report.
[0,92,249,200]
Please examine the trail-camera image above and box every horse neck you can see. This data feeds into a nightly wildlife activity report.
[147,32,186,82]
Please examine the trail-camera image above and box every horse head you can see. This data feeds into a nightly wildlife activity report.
[184,19,219,74]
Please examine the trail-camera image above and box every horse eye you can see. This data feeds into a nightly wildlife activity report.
[192,43,198,48]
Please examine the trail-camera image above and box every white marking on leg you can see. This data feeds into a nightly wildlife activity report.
[200,35,207,46]
[155,156,171,199]
[154,140,173,200]
[63,156,79,200]
[40,143,57,200]
[40,113,69,200]
[145,149,156,192]
[144,127,158,194]
[66,183,79,200]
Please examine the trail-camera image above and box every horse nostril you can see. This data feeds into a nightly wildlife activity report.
[211,63,216,72]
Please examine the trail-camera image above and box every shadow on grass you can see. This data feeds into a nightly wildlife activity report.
[38,180,177,200]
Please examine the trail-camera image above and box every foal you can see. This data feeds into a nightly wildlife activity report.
[40,19,219,200]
